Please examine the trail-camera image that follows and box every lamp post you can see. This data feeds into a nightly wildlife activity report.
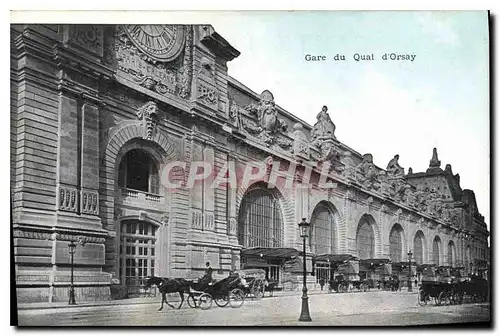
[407,250,413,292]
[68,237,86,305]
[298,218,312,322]
[68,241,77,305]
[470,262,473,276]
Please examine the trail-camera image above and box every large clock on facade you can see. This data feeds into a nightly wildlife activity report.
[123,25,186,62]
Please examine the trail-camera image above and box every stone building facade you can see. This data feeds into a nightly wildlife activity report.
[11,24,490,303]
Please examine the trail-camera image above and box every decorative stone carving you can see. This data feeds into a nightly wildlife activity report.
[315,139,341,162]
[68,25,104,57]
[229,218,237,235]
[386,154,405,178]
[442,204,452,222]
[81,190,99,215]
[228,100,241,128]
[137,101,159,141]
[160,212,170,225]
[291,123,310,158]
[356,154,379,190]
[192,210,203,229]
[204,212,215,231]
[114,208,124,220]
[311,105,336,144]
[197,83,218,106]
[377,171,391,196]
[115,25,193,100]
[338,151,356,180]
[194,56,219,110]
[58,186,78,212]
[243,90,288,147]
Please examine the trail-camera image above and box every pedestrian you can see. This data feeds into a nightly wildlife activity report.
[319,278,325,291]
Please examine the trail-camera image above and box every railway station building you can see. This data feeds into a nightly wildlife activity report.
[11,24,490,302]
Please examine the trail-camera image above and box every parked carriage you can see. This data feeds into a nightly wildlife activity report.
[417,275,489,307]
[187,272,246,310]
[241,268,267,300]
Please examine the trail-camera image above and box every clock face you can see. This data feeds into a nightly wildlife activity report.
[124,25,186,62]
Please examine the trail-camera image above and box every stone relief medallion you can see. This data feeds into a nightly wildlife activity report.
[123,25,186,63]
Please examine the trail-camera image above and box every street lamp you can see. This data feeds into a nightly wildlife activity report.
[68,238,86,305]
[68,241,77,305]
[298,218,312,322]
[407,250,413,292]
[470,262,473,276]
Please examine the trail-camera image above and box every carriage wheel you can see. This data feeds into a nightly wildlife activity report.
[229,288,245,308]
[187,293,199,308]
[252,287,264,300]
[437,291,449,306]
[199,293,213,310]
[214,295,229,307]
[417,290,428,307]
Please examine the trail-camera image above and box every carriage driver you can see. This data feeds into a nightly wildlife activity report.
[200,262,214,286]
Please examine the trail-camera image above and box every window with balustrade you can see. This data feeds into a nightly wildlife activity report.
[356,218,375,260]
[237,188,284,248]
[119,220,157,293]
[118,149,159,194]
[310,203,336,255]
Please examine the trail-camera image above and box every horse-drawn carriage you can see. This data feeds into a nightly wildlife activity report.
[144,273,247,311]
[187,271,247,310]
[240,269,267,300]
[417,275,489,307]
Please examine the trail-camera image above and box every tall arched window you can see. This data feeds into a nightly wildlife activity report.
[356,217,375,259]
[448,241,456,267]
[118,149,159,194]
[119,220,157,293]
[389,224,403,262]
[310,202,336,255]
[413,231,425,265]
[433,236,441,266]
[238,187,284,248]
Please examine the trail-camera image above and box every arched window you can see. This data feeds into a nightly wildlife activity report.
[238,188,283,248]
[448,241,456,267]
[433,236,441,266]
[118,149,159,194]
[389,224,403,262]
[119,220,157,294]
[310,203,336,255]
[413,231,425,265]
[356,217,375,259]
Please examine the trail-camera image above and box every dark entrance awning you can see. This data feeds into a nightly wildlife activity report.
[359,258,391,268]
[313,254,357,263]
[241,247,300,259]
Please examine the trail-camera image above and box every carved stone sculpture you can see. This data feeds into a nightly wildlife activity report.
[377,171,392,195]
[339,151,356,180]
[386,154,405,178]
[137,101,159,141]
[311,105,337,145]
[244,90,288,147]
[291,123,310,158]
[356,154,379,189]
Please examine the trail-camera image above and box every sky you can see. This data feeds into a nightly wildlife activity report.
[210,11,490,230]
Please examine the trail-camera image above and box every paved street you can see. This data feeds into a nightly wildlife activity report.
[17,291,490,326]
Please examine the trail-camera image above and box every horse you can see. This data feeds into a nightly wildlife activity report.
[144,276,194,311]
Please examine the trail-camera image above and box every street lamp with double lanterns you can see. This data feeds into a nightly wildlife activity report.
[407,250,413,292]
[298,218,312,322]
